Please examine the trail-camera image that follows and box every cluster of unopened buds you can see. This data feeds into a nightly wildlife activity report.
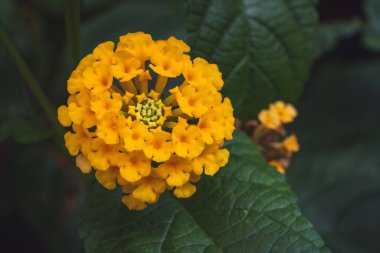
[241,101,300,174]
[57,32,235,210]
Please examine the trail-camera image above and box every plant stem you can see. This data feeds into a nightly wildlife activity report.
[0,26,62,132]
[64,0,81,69]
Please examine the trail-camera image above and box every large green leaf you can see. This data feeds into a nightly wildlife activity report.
[79,132,328,253]
[287,59,380,253]
[185,0,318,119]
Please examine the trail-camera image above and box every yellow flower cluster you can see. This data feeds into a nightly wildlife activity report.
[57,32,235,210]
[243,101,299,174]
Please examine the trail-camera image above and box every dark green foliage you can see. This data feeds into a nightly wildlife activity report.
[79,132,329,253]
[186,0,318,120]
[288,60,380,253]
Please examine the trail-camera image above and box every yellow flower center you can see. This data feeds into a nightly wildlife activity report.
[134,97,164,128]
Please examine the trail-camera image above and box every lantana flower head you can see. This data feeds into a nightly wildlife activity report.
[58,32,235,210]
[243,101,299,174]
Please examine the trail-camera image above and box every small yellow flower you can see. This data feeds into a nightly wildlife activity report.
[82,64,113,95]
[76,154,92,174]
[86,139,121,171]
[57,32,235,210]
[144,127,174,162]
[156,156,192,187]
[174,182,196,198]
[67,70,85,95]
[96,113,126,145]
[283,134,300,152]
[172,117,205,158]
[131,177,166,204]
[193,58,223,90]
[67,54,95,94]
[57,105,72,127]
[192,144,229,176]
[118,151,151,183]
[221,98,235,140]
[121,120,151,151]
[269,161,285,174]
[111,51,144,82]
[118,32,158,62]
[95,167,126,190]
[270,101,297,124]
[170,85,213,118]
[252,101,299,175]
[93,41,114,65]
[67,91,97,128]
[149,50,187,78]
[121,195,146,211]
[64,124,94,156]
[258,108,281,130]
[90,92,122,120]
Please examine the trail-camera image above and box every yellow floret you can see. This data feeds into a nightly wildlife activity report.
[132,177,166,203]
[269,161,285,174]
[174,182,196,198]
[93,41,114,65]
[121,120,151,151]
[64,124,94,156]
[57,105,72,127]
[82,63,113,95]
[144,127,174,162]
[96,113,126,145]
[86,139,121,171]
[76,154,92,174]
[122,195,147,211]
[258,108,281,130]
[170,85,213,118]
[172,117,205,158]
[192,144,229,176]
[283,134,300,152]
[111,51,143,82]
[156,156,192,187]
[67,91,97,128]
[270,101,298,124]
[118,151,151,183]
[90,92,122,120]
[95,167,126,190]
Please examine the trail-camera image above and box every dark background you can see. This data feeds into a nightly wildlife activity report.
[1,0,379,252]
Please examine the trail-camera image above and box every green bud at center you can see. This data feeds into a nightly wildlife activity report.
[135,98,164,128]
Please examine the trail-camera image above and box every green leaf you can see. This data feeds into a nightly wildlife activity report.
[363,0,380,51]
[79,132,329,253]
[185,0,318,120]
[287,59,380,253]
